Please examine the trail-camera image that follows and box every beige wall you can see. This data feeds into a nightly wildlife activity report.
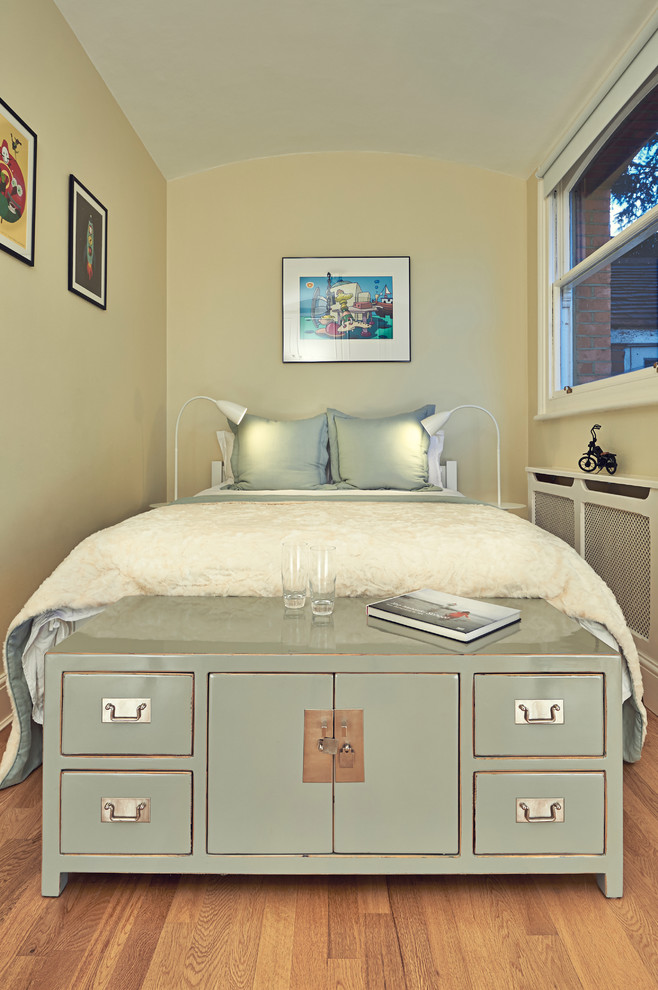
[0,0,167,655]
[527,175,658,479]
[168,153,527,504]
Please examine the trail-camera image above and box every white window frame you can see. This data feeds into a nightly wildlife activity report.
[536,18,658,420]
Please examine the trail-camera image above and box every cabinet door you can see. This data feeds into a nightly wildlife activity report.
[207,673,333,854]
[334,674,459,854]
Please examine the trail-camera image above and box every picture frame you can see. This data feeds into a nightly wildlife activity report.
[68,174,107,310]
[0,96,37,266]
[282,256,410,363]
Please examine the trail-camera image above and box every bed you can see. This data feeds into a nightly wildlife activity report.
[0,404,647,791]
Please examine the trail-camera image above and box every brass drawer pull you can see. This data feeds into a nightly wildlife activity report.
[101,798,150,823]
[516,799,564,824]
[516,701,563,724]
[102,699,151,723]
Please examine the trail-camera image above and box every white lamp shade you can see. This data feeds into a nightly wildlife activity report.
[214,399,247,425]
[421,410,452,436]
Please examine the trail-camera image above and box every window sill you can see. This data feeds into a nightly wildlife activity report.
[537,366,658,419]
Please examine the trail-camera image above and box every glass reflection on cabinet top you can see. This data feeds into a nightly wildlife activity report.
[49,595,616,659]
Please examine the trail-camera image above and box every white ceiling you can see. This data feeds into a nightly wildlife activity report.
[53,0,658,181]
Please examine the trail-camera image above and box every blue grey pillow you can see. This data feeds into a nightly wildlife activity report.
[327,405,435,486]
[230,413,329,490]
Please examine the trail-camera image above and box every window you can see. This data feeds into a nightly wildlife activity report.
[539,61,658,417]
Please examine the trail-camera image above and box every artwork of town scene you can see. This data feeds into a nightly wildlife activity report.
[298,271,395,340]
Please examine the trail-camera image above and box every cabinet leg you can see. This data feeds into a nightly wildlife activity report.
[42,871,69,897]
[596,869,623,898]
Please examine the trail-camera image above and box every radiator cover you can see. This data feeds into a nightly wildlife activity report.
[527,467,658,714]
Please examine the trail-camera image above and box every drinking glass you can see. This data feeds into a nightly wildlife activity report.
[308,544,336,616]
[281,539,307,609]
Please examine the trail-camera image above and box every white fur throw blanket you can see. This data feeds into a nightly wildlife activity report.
[0,498,647,787]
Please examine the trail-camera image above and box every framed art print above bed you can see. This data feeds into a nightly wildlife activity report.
[282,256,410,363]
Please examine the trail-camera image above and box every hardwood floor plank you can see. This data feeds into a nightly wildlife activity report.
[608,854,658,982]
[95,875,179,989]
[16,874,118,956]
[445,876,583,990]
[0,954,40,990]
[12,948,85,990]
[328,877,362,960]
[252,878,297,990]
[537,875,657,990]
[327,958,366,990]
[363,912,407,990]
[387,878,442,989]
[65,876,151,990]
[142,923,195,990]
[159,873,206,927]
[485,874,558,936]
[0,766,41,812]
[356,875,391,915]
[290,877,329,990]
[0,880,55,987]
[164,876,266,990]
[0,829,42,925]
[416,878,475,989]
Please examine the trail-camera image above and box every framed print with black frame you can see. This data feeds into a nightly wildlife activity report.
[68,175,107,310]
[0,96,37,266]
[282,256,410,362]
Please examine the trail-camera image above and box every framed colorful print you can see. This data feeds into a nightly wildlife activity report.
[0,97,37,266]
[282,256,410,363]
[68,175,107,310]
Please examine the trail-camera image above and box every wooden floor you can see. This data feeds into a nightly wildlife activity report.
[0,717,656,990]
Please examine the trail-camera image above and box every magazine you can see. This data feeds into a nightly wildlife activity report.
[366,589,521,642]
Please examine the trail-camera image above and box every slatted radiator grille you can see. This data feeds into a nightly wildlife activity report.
[583,504,651,639]
[533,492,576,549]
[527,467,658,714]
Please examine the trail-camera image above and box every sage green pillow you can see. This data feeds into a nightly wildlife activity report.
[333,412,431,489]
[230,413,329,490]
[327,405,434,486]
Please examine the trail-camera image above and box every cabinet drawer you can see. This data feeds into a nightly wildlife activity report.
[61,673,194,755]
[60,771,192,854]
[474,674,604,756]
[474,772,605,855]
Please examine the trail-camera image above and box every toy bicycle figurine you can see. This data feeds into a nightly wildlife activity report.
[578,424,617,474]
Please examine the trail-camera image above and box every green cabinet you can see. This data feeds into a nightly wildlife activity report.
[41,596,624,899]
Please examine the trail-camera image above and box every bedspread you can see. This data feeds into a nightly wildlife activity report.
[1,498,647,787]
